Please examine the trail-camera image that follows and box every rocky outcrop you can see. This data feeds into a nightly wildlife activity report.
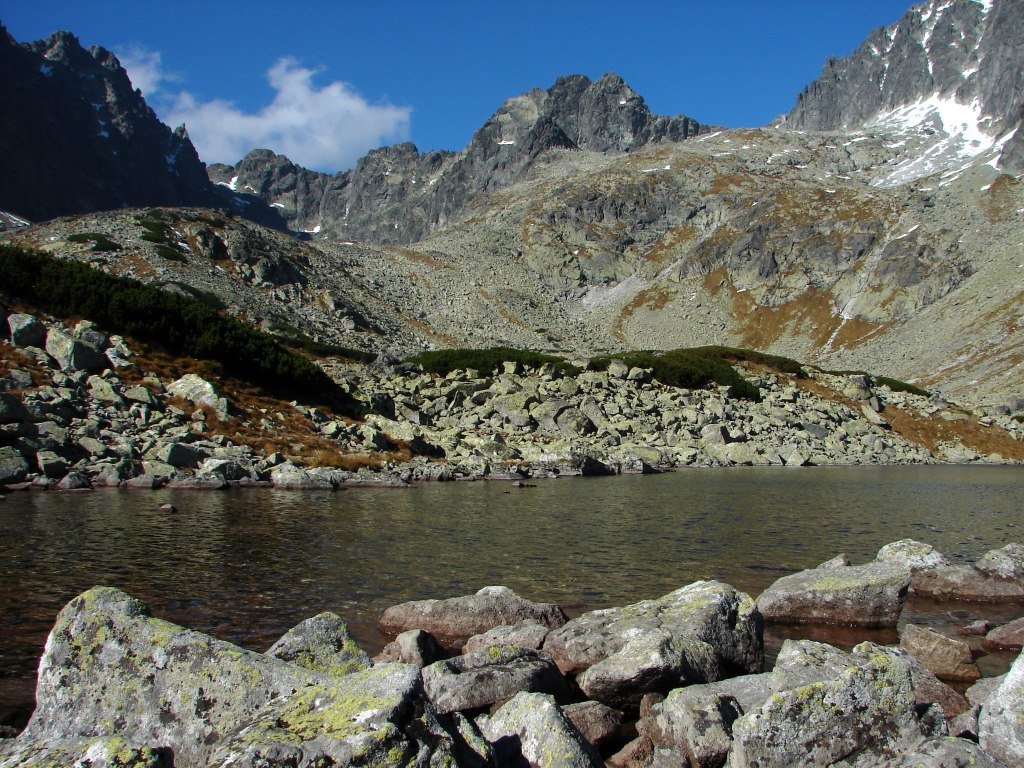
[0,28,217,222]
[784,0,1024,172]
[210,73,708,245]
[379,586,568,649]
[755,559,911,627]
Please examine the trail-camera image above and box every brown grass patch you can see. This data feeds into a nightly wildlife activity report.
[394,249,446,270]
[642,225,698,265]
[885,407,1024,460]
[614,285,675,339]
[983,174,1021,222]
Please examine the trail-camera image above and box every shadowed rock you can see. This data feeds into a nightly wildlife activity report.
[422,646,569,715]
[480,691,602,768]
[380,586,568,649]
[377,628,447,668]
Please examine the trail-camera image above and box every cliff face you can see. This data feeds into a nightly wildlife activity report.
[784,0,1024,172]
[0,28,218,222]
[208,73,710,244]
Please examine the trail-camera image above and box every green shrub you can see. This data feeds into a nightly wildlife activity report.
[407,347,581,376]
[270,322,375,362]
[0,244,356,413]
[152,243,186,262]
[689,345,806,378]
[873,376,930,398]
[589,348,762,401]
[67,232,120,252]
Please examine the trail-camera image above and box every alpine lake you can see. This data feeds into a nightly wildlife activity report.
[2,464,1023,727]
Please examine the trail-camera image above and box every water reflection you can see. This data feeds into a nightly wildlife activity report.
[1,465,1022,723]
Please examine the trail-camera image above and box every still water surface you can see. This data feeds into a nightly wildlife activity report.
[2,465,1023,723]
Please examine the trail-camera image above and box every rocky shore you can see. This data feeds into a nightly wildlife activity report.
[2,539,1024,766]
[2,311,1022,496]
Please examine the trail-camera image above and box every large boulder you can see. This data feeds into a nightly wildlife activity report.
[380,586,568,649]
[727,650,924,767]
[542,581,763,708]
[15,587,320,767]
[911,565,1024,602]
[901,624,981,682]
[0,445,30,484]
[979,649,1024,765]
[755,560,910,627]
[977,544,1024,580]
[270,462,336,489]
[876,539,950,571]
[165,374,230,419]
[265,612,371,677]
[562,701,624,751]
[421,646,569,714]
[480,692,602,768]
[7,313,47,348]
[207,663,423,768]
[463,619,551,654]
[45,328,107,372]
[986,617,1024,651]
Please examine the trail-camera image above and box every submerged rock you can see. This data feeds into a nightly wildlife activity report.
[380,585,568,649]
[542,581,763,708]
[755,560,910,627]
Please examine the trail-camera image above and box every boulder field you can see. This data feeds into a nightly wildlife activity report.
[2,311,1023,496]
[3,539,1024,767]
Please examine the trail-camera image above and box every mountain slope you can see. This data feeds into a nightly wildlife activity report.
[0,27,218,222]
[784,0,1024,176]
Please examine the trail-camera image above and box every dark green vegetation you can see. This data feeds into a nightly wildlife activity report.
[270,321,376,362]
[823,368,931,398]
[0,244,355,412]
[588,348,762,401]
[67,232,120,252]
[407,347,582,377]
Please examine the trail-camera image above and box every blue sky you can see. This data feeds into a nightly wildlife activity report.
[3,1,915,173]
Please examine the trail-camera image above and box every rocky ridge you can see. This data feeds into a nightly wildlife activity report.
[3,538,1024,766]
[0,27,217,222]
[207,73,709,244]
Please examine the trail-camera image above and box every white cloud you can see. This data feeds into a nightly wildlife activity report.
[116,45,176,96]
[163,57,411,173]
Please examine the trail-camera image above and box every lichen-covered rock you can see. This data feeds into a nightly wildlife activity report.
[901,624,981,682]
[265,612,371,677]
[208,663,422,768]
[380,586,568,649]
[562,701,623,751]
[542,581,763,708]
[755,560,910,627]
[977,543,1024,580]
[421,646,569,715]
[376,628,447,668]
[978,649,1024,766]
[463,619,551,654]
[45,328,107,373]
[727,651,922,768]
[165,374,230,419]
[876,539,950,571]
[645,692,740,768]
[895,736,1007,768]
[480,692,602,768]
[0,445,29,484]
[0,735,167,768]
[966,674,1005,707]
[986,617,1024,651]
[17,587,321,768]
